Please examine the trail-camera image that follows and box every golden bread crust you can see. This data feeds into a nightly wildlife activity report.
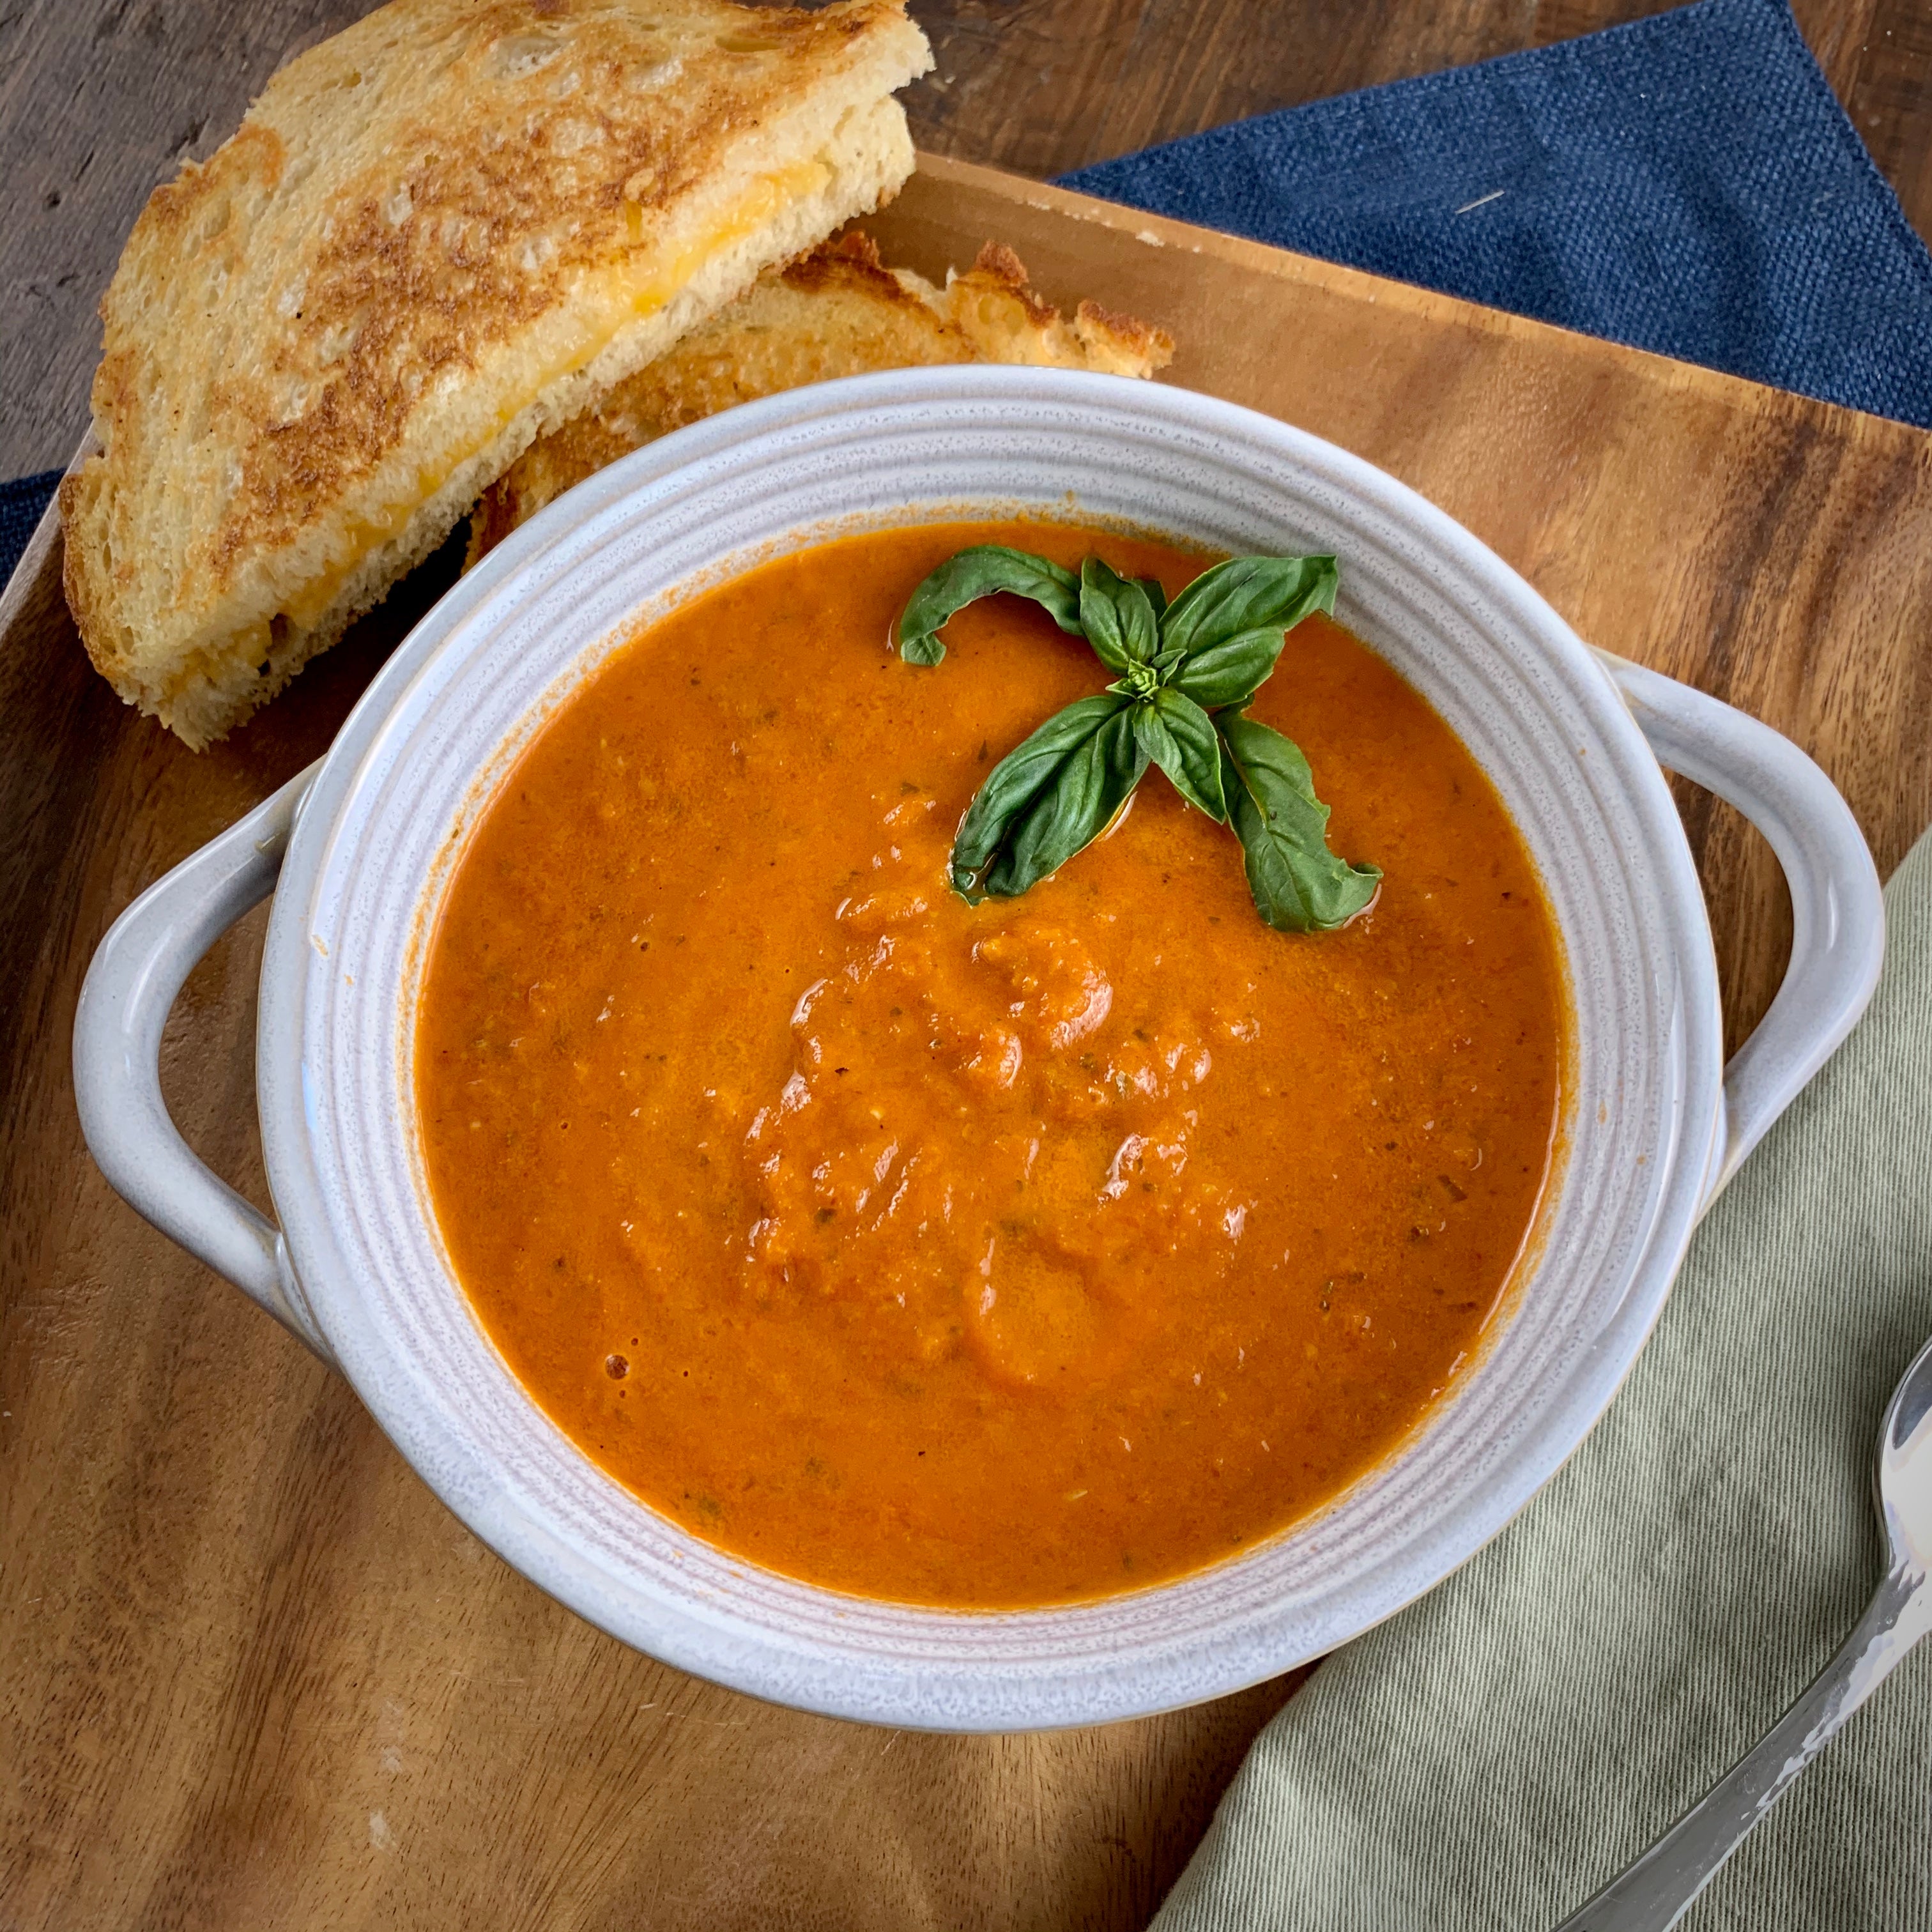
[468,233,1176,562]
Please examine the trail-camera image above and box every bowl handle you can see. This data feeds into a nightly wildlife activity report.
[72,762,334,1361]
[1593,651,1884,1208]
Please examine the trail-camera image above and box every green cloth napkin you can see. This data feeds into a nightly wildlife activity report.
[1156,831,1932,1929]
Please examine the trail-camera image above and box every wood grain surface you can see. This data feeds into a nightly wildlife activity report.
[6,150,1932,1930]
[5,0,1932,476]
[4,6,1932,1929]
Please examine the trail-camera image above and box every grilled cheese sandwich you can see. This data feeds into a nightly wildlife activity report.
[468,233,1176,560]
[62,0,931,747]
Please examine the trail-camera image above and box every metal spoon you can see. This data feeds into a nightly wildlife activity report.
[1557,1328,1932,1931]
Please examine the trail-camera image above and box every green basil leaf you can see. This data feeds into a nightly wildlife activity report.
[896,546,1082,664]
[1132,689,1227,821]
[1137,577,1169,621]
[951,694,1148,903]
[1159,554,1338,663]
[1078,556,1160,672]
[1217,713,1381,931]
[1170,626,1291,710]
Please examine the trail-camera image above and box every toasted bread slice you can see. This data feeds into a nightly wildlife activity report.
[468,234,1175,560]
[62,0,931,749]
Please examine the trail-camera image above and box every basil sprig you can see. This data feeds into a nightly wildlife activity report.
[897,546,1381,931]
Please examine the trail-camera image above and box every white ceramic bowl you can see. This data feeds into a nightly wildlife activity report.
[75,369,1883,1730]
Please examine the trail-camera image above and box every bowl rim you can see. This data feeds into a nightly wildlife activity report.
[257,365,1721,1729]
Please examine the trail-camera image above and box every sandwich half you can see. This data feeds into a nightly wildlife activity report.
[468,233,1176,560]
[62,0,931,748]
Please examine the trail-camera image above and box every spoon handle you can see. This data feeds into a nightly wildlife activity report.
[1555,1561,1931,1931]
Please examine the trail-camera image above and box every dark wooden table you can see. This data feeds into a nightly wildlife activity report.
[4,6,1931,1931]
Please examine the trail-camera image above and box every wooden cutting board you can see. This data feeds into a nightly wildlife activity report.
[4,153,1931,1932]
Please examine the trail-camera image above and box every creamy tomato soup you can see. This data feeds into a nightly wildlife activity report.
[415,520,1567,1608]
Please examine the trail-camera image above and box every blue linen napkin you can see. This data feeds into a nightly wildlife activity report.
[1,470,61,591]
[1061,0,1932,433]
[6,0,1930,594]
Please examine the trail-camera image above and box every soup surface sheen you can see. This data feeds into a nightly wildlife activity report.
[417,520,1567,1608]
